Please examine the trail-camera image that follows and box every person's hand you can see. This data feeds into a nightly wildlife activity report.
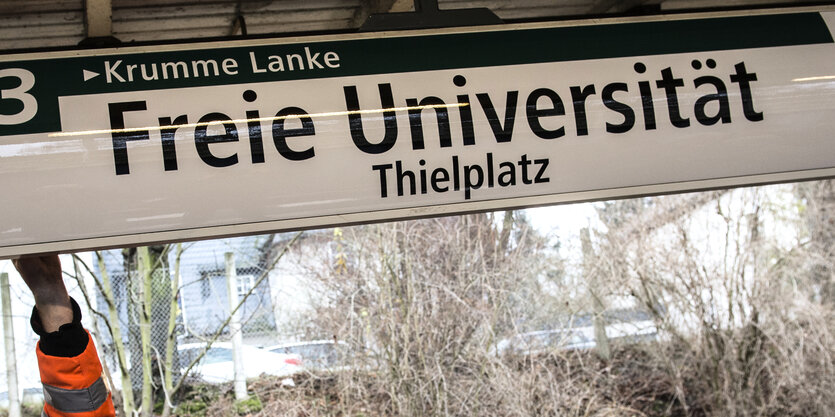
[13,255,73,332]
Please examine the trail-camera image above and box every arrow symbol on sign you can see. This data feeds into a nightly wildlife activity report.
[83,69,100,81]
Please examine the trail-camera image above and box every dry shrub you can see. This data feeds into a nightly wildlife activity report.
[185,182,835,417]
[593,183,835,416]
[182,309,834,417]
[192,345,687,417]
[675,304,835,416]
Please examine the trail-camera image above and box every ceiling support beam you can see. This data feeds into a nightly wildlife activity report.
[79,0,120,47]
[387,0,415,13]
[84,0,112,38]
[352,0,411,28]
[229,0,247,36]
[359,0,501,32]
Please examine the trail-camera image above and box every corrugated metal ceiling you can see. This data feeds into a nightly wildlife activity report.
[0,0,825,51]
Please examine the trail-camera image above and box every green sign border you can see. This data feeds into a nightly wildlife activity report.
[0,11,832,137]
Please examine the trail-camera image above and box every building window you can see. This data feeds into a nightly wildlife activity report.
[236,274,255,298]
[201,272,212,301]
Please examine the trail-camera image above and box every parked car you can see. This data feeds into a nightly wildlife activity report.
[494,319,658,355]
[494,328,595,355]
[266,340,351,371]
[0,387,45,407]
[178,342,302,383]
[605,319,658,343]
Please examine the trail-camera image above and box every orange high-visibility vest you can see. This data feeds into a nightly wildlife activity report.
[36,330,116,417]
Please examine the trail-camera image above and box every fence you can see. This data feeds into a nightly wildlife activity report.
[89,236,283,397]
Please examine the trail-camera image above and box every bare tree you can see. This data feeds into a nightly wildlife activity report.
[66,233,302,417]
[594,185,835,416]
[296,212,561,415]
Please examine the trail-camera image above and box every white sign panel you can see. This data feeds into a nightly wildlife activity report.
[1,8,835,257]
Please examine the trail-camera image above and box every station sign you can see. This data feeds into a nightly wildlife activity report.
[1,7,835,257]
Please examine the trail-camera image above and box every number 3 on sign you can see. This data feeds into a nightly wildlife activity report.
[0,68,37,125]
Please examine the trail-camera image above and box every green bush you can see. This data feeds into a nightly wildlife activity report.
[176,400,208,416]
[234,395,262,415]
[175,383,220,417]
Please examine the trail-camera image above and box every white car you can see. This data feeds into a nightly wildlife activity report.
[266,340,351,371]
[494,320,658,355]
[494,328,595,355]
[178,342,302,383]
[0,387,44,407]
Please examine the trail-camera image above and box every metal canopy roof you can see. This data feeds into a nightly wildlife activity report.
[0,0,827,51]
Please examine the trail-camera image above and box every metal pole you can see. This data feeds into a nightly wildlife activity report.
[84,0,112,37]
[414,0,440,13]
[1,272,21,417]
[225,253,247,400]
